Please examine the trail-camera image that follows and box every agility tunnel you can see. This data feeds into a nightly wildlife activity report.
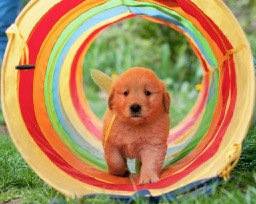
[1,0,255,201]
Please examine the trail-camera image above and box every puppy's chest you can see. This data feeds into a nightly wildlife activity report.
[110,126,150,158]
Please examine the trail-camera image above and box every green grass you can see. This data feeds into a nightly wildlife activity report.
[0,134,62,203]
[0,127,255,203]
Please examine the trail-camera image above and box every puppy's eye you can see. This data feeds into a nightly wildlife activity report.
[145,91,152,96]
[123,91,129,96]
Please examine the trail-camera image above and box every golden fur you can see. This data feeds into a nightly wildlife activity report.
[102,67,170,184]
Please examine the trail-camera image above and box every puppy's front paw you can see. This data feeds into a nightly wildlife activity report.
[139,174,159,184]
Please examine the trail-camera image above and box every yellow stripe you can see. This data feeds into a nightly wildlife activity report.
[103,114,116,148]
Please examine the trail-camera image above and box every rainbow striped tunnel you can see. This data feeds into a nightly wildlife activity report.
[1,0,255,200]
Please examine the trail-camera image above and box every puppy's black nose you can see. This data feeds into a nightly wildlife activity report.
[130,104,141,113]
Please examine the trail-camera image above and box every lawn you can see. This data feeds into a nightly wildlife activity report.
[0,127,255,203]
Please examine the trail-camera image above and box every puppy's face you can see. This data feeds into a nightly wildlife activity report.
[108,67,170,124]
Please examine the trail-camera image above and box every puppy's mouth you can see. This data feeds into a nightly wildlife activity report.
[130,114,143,121]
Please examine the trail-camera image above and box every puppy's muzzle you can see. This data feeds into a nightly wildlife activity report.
[130,104,141,114]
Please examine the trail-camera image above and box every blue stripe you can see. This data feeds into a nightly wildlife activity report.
[129,6,215,68]
[84,177,219,203]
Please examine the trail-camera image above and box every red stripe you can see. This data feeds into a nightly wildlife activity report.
[177,0,232,54]
[27,0,85,64]
[155,0,237,188]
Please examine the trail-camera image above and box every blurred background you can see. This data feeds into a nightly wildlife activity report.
[17,0,256,127]
[80,0,256,127]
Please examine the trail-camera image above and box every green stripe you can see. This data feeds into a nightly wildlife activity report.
[164,71,219,167]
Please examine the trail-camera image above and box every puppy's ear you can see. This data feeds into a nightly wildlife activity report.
[108,91,114,110]
[163,92,171,113]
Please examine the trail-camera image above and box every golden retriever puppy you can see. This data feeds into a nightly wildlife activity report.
[102,67,170,184]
